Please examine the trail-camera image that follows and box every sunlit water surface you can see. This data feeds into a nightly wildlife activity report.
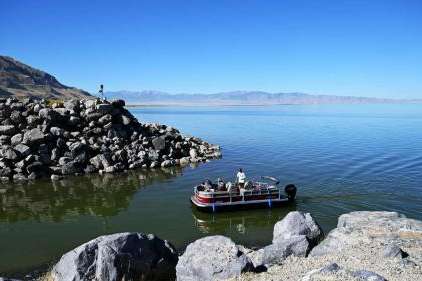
[1,104,421,276]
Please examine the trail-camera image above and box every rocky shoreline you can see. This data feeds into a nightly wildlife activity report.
[0,97,221,182]
[2,210,420,281]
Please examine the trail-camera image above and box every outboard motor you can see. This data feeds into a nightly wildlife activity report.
[284,184,297,201]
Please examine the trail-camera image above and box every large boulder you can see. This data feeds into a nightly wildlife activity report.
[273,211,324,247]
[176,235,253,281]
[246,211,324,268]
[310,211,422,256]
[51,232,178,281]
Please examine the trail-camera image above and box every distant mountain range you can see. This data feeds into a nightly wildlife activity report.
[1,55,419,104]
[0,55,91,99]
[106,90,421,106]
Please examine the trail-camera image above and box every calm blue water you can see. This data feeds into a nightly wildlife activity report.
[135,104,422,218]
[1,104,421,275]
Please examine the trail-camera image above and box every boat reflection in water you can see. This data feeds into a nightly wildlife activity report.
[191,202,297,236]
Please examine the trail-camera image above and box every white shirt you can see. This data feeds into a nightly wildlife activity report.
[237,172,246,183]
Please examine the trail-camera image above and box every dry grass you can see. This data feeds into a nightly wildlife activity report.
[46,99,64,108]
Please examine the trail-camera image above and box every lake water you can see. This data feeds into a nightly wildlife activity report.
[1,104,422,276]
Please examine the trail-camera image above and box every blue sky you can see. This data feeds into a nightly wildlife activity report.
[1,0,421,98]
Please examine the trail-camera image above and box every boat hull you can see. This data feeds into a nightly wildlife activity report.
[191,195,292,212]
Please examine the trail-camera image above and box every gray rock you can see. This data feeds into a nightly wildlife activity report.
[152,136,166,151]
[96,104,113,113]
[383,244,408,259]
[10,133,22,146]
[98,114,112,124]
[28,171,39,180]
[0,167,12,177]
[161,160,173,167]
[23,128,45,144]
[311,211,422,257]
[26,115,40,126]
[14,160,26,169]
[0,147,18,160]
[68,116,80,126]
[53,108,70,116]
[189,148,197,158]
[179,157,190,166]
[176,235,253,281]
[84,165,97,174]
[0,135,10,145]
[121,115,131,125]
[61,161,80,175]
[51,232,178,281]
[84,99,96,108]
[90,154,111,169]
[301,263,340,281]
[12,173,27,181]
[250,235,310,267]
[273,211,324,247]
[69,141,86,155]
[14,144,30,157]
[50,127,64,137]
[38,108,59,120]
[58,157,72,166]
[10,111,23,124]
[64,99,79,111]
[0,125,15,135]
[104,166,116,173]
[148,149,159,162]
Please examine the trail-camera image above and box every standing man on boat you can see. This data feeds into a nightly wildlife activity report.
[236,168,246,188]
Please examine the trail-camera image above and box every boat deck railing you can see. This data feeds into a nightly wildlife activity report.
[195,185,282,202]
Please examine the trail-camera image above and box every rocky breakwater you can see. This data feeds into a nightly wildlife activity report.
[0,97,221,181]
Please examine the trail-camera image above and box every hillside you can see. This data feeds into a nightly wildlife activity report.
[0,55,91,99]
[106,90,417,106]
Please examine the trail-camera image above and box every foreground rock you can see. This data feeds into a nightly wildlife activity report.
[247,211,324,268]
[51,232,178,281]
[226,211,422,281]
[0,97,221,181]
[310,211,422,257]
[176,236,254,281]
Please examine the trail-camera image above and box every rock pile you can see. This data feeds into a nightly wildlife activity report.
[0,97,221,181]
